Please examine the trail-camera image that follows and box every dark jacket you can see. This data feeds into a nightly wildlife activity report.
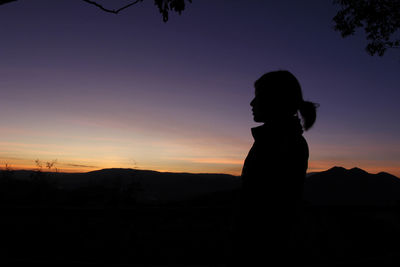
[233,117,308,264]
[241,116,309,209]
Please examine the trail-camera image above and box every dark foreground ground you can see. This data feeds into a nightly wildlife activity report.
[2,168,400,266]
[1,205,400,266]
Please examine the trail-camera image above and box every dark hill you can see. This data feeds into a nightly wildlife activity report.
[85,168,241,203]
[5,168,241,204]
[4,166,400,206]
[304,166,400,206]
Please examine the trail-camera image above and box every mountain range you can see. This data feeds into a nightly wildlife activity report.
[304,166,400,206]
[3,166,400,206]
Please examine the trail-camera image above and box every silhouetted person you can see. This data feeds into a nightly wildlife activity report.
[230,70,317,266]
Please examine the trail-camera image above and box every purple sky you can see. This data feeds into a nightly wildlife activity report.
[1,0,400,176]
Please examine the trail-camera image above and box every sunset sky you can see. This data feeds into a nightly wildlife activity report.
[1,0,400,176]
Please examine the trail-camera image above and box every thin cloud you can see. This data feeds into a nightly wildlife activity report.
[62,163,99,168]
[169,157,244,165]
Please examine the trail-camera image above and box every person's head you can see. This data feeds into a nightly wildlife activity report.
[250,70,318,130]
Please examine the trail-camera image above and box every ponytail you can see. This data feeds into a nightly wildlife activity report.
[299,101,318,131]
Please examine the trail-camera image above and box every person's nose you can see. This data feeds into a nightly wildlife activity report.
[250,98,255,107]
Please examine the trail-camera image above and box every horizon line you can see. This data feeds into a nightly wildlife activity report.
[1,165,399,178]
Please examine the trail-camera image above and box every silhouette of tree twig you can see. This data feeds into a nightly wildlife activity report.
[82,0,142,15]
[0,0,192,22]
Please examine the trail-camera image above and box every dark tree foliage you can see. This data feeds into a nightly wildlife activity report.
[0,0,192,22]
[155,0,192,22]
[333,0,400,56]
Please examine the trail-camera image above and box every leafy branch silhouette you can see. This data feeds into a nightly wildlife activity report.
[333,0,400,56]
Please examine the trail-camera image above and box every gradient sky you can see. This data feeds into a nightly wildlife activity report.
[1,0,400,176]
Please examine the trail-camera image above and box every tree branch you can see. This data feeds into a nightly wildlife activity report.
[82,0,142,14]
[0,0,18,6]
[388,45,400,50]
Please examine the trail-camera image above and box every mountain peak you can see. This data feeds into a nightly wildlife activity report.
[327,166,347,173]
[326,166,370,176]
[349,167,368,175]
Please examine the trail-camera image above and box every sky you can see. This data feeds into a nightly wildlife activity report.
[1,0,400,176]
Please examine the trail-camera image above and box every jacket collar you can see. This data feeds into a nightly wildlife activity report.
[251,116,303,141]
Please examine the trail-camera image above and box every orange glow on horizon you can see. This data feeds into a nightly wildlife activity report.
[2,158,399,178]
